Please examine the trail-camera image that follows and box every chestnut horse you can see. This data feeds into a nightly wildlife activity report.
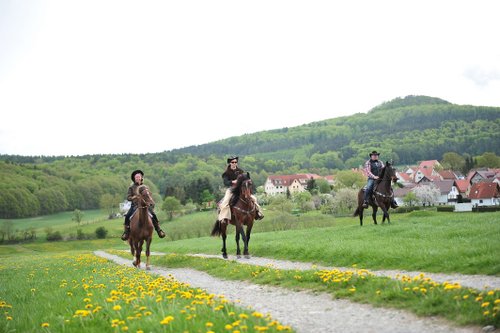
[129,185,155,270]
[211,173,255,259]
[354,161,398,226]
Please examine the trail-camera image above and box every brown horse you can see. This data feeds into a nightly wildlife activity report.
[128,185,155,270]
[211,173,255,259]
[354,161,398,226]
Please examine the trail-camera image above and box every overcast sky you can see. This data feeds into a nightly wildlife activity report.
[1,1,499,157]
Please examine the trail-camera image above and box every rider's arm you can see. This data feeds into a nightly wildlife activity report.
[364,160,375,179]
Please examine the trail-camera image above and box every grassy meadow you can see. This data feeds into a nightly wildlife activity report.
[1,209,500,330]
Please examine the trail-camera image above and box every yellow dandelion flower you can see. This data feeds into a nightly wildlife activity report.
[252,312,264,318]
[239,313,249,319]
[206,322,214,327]
[41,322,49,327]
[463,295,470,300]
[113,305,122,311]
[484,311,490,316]
[225,324,233,330]
[482,302,491,308]
[494,299,500,305]
[7,316,13,320]
[160,315,174,325]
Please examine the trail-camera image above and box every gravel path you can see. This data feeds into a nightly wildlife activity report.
[94,250,488,333]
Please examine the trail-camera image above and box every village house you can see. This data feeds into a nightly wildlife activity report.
[264,173,323,196]
[468,182,500,207]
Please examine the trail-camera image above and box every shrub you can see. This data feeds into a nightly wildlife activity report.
[95,227,108,239]
[437,206,455,212]
[46,230,62,241]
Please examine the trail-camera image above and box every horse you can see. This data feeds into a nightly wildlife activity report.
[211,173,255,259]
[354,161,398,226]
[128,184,155,270]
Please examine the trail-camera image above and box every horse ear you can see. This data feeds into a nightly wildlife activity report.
[386,160,392,166]
[247,172,251,179]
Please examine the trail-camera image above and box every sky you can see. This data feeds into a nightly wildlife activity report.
[1,0,499,157]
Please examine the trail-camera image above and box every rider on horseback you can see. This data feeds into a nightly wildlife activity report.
[217,155,264,224]
[362,151,399,209]
[121,170,166,241]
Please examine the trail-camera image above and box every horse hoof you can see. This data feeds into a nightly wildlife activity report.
[244,255,251,259]
[237,255,241,259]
[132,261,137,267]
[222,254,228,259]
[146,266,151,271]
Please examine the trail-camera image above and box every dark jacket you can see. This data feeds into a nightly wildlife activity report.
[127,183,141,208]
[222,167,244,188]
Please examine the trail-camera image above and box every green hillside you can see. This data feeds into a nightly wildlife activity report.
[1,95,499,218]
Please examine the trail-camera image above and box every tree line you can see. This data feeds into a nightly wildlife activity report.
[1,95,499,218]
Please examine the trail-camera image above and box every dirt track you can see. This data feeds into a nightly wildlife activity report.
[95,250,492,333]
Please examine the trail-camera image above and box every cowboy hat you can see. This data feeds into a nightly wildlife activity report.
[227,155,239,164]
[131,169,144,181]
[369,151,380,157]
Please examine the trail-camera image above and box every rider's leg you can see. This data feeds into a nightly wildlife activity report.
[121,207,134,240]
[363,178,375,208]
[251,195,264,220]
[218,188,233,223]
[150,209,166,238]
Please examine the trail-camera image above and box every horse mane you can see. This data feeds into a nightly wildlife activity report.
[230,173,250,206]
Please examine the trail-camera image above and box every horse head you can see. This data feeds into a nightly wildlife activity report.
[385,161,398,183]
[230,173,253,205]
[137,185,155,208]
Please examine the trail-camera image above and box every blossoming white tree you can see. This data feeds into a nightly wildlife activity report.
[412,184,441,206]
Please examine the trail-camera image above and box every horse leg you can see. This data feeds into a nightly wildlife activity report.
[235,224,244,258]
[244,223,253,258]
[136,239,144,268]
[145,238,152,271]
[359,207,364,226]
[372,206,378,225]
[220,221,228,259]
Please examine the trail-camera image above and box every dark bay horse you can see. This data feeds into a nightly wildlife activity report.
[354,161,398,226]
[129,185,155,270]
[211,173,255,259]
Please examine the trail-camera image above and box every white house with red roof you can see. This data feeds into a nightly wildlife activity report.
[413,160,443,183]
[469,182,500,206]
[264,173,323,196]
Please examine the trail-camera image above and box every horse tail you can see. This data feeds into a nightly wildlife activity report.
[211,220,221,237]
[353,207,361,217]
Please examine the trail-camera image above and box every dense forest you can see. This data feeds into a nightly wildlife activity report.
[1,95,499,218]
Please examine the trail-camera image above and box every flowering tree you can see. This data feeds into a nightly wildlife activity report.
[412,185,440,206]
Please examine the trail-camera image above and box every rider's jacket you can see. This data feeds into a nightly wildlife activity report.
[222,167,244,188]
[364,159,384,179]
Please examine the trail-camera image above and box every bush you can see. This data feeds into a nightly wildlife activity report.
[437,206,455,212]
[95,227,108,239]
[46,231,62,242]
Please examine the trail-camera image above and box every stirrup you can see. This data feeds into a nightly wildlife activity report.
[255,211,264,220]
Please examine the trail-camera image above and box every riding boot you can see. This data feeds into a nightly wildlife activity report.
[255,209,264,220]
[152,214,166,238]
[391,199,399,209]
[121,217,130,241]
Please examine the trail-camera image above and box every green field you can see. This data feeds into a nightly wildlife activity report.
[1,210,499,331]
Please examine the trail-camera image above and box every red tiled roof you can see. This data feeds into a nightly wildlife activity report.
[454,179,470,193]
[418,160,440,169]
[468,182,500,199]
[439,170,457,180]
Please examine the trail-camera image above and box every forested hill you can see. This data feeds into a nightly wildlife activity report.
[1,95,499,218]
[170,95,499,167]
